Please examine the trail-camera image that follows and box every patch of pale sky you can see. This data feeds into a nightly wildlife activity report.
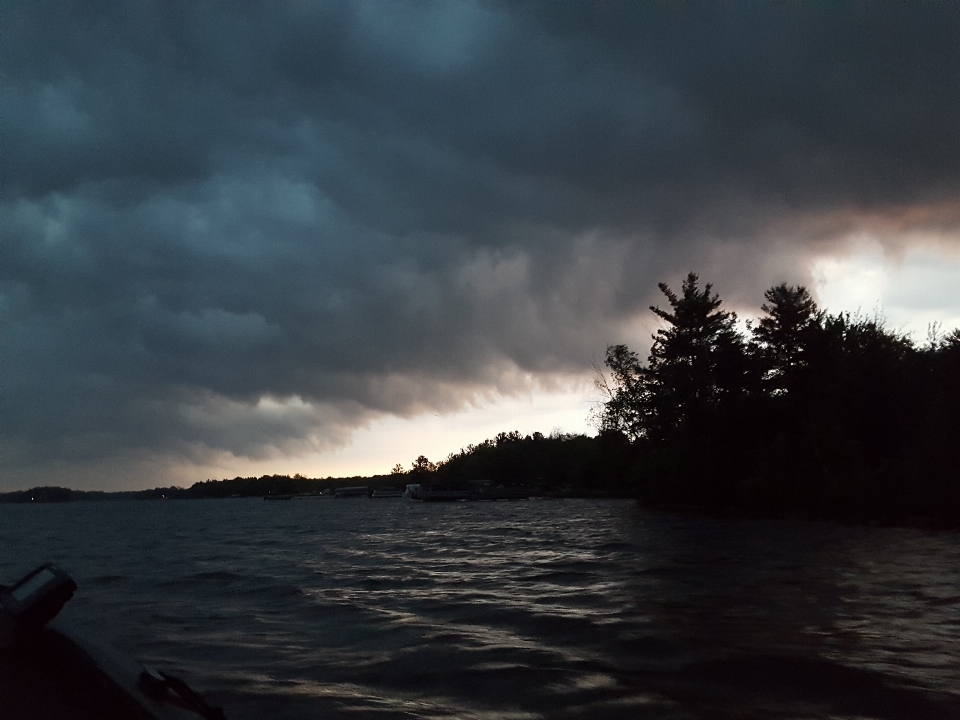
[813,240,960,342]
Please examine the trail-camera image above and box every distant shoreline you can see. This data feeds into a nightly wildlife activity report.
[0,475,631,505]
[4,480,959,533]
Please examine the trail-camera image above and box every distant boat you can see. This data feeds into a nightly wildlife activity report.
[263,494,293,501]
[403,482,529,501]
[370,489,404,498]
[402,483,470,502]
[334,486,369,498]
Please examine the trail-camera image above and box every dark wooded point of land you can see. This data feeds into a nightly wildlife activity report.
[596,273,960,524]
[5,273,959,526]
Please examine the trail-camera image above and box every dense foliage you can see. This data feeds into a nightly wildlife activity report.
[424,430,633,496]
[598,273,960,521]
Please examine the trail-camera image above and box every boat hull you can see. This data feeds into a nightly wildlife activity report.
[1,622,216,719]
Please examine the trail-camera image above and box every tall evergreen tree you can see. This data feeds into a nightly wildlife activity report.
[600,272,747,442]
[645,272,746,438]
[752,283,819,395]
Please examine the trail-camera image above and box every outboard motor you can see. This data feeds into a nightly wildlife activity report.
[1,564,225,720]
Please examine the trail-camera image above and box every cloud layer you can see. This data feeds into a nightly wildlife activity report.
[4,1,960,488]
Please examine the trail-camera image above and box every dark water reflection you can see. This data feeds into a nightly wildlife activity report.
[1,498,958,719]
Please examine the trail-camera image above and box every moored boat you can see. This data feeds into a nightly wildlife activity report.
[334,486,369,498]
[370,489,404,498]
[401,483,471,501]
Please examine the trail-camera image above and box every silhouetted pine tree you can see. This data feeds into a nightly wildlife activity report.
[599,273,753,503]
[752,283,820,396]
[644,272,747,440]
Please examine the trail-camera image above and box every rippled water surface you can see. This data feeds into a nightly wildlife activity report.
[2,498,959,719]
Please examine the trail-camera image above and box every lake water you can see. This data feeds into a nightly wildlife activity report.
[1,498,959,719]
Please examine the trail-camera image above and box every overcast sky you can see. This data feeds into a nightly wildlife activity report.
[4,1,960,491]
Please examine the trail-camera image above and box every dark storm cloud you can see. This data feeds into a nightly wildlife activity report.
[3,1,960,488]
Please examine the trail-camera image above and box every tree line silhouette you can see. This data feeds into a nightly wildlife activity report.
[4,272,957,525]
[597,272,960,522]
[413,430,632,496]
